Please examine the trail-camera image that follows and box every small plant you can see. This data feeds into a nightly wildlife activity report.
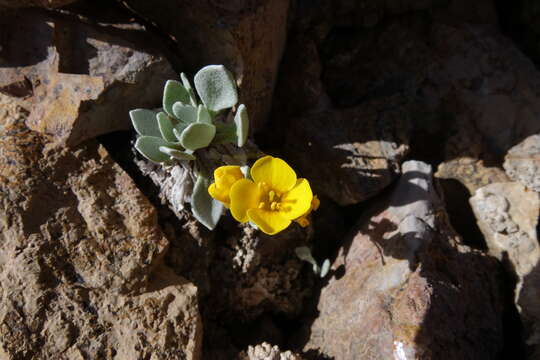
[130,65,249,230]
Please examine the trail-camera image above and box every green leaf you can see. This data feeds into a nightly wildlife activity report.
[179,123,216,150]
[234,104,249,147]
[157,112,177,142]
[194,65,238,112]
[191,173,223,230]
[135,136,173,163]
[197,105,212,124]
[158,146,196,161]
[172,102,198,123]
[130,109,160,137]
[181,72,198,107]
[163,80,190,116]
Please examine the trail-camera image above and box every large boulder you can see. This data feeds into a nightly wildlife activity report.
[470,181,540,356]
[0,119,202,359]
[0,7,176,146]
[301,161,505,359]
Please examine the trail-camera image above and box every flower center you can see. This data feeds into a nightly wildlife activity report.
[257,183,282,211]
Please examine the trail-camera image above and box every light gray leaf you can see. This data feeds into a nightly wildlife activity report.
[179,122,216,150]
[156,112,177,142]
[181,72,198,107]
[130,109,160,137]
[135,136,173,163]
[158,146,196,161]
[191,173,223,230]
[194,65,238,112]
[163,80,190,116]
[172,102,198,123]
[234,104,249,147]
[197,104,212,124]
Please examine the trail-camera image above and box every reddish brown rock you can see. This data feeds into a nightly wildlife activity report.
[504,134,540,192]
[0,117,202,359]
[0,0,76,8]
[471,182,540,354]
[302,161,504,359]
[284,98,410,206]
[0,7,176,146]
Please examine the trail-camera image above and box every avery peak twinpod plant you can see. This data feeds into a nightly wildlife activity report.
[129,65,250,230]
[208,156,320,235]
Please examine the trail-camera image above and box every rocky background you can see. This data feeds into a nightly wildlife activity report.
[0,0,539,359]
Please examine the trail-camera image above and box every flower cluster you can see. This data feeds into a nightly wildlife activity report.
[208,156,318,235]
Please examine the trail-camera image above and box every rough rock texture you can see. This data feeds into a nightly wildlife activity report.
[238,342,304,360]
[284,98,410,206]
[504,134,540,192]
[470,182,540,354]
[0,0,75,8]
[0,119,202,358]
[302,6,540,192]
[0,7,176,146]
[301,161,504,359]
[124,0,289,132]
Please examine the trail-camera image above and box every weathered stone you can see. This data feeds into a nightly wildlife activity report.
[0,8,176,146]
[0,0,75,8]
[284,98,410,206]
[124,0,289,132]
[238,342,304,360]
[504,134,540,192]
[302,161,504,359]
[470,182,540,353]
[0,117,202,358]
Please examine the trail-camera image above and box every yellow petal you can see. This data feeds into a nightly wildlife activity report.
[250,156,297,193]
[247,208,291,235]
[279,178,313,220]
[229,179,261,223]
[214,165,243,189]
[208,183,230,208]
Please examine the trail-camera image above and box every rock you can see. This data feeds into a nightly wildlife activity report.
[316,14,540,191]
[470,182,540,353]
[0,7,176,146]
[302,161,504,359]
[0,0,76,8]
[238,342,304,360]
[0,117,202,358]
[0,122,169,293]
[284,97,410,206]
[331,0,498,27]
[504,134,540,192]
[124,0,290,132]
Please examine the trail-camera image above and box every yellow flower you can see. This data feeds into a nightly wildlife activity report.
[207,165,244,208]
[228,155,313,235]
[295,195,320,228]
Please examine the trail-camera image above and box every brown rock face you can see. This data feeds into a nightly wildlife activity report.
[0,0,76,8]
[302,161,504,359]
[284,99,410,206]
[0,7,176,146]
[0,121,202,359]
[470,182,540,354]
[124,0,289,132]
[504,134,540,192]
